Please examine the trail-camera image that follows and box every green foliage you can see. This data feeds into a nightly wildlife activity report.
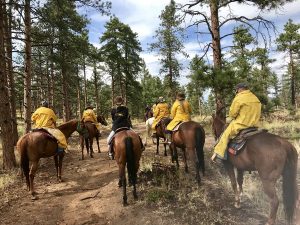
[149,0,187,98]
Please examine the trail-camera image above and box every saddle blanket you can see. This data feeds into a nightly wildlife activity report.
[227,127,267,155]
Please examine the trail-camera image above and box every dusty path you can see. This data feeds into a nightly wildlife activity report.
[0,122,299,225]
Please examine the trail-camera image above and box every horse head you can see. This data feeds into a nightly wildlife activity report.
[212,113,226,140]
[97,115,108,126]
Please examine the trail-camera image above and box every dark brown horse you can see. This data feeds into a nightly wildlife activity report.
[80,115,108,160]
[212,115,298,225]
[144,108,153,122]
[17,119,82,199]
[154,117,171,156]
[169,121,205,185]
[112,129,142,206]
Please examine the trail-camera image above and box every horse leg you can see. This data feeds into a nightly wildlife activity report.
[224,162,240,208]
[89,138,94,158]
[80,136,84,160]
[156,136,159,155]
[237,169,244,198]
[58,152,65,182]
[54,155,59,178]
[261,179,279,225]
[133,180,138,200]
[29,161,38,199]
[170,143,179,168]
[182,148,188,173]
[96,136,101,153]
[119,165,127,206]
[163,142,167,156]
[85,138,89,156]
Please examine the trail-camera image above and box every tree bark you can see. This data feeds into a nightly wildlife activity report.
[62,64,70,121]
[93,62,99,113]
[0,0,16,169]
[83,57,87,108]
[210,0,225,122]
[289,50,296,107]
[23,0,32,133]
[4,0,18,144]
[76,65,82,117]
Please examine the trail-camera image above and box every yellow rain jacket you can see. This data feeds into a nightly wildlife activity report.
[214,90,261,159]
[82,109,100,131]
[167,100,192,131]
[31,107,67,149]
[151,103,170,129]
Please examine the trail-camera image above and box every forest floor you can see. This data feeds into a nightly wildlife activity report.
[0,122,299,225]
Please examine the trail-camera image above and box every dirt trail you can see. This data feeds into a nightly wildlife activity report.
[0,122,299,225]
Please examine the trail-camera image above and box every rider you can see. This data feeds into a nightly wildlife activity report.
[151,96,170,136]
[31,100,67,153]
[107,96,145,159]
[211,83,261,162]
[164,93,192,144]
[82,105,101,136]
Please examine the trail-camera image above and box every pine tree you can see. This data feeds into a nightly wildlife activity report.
[149,0,187,100]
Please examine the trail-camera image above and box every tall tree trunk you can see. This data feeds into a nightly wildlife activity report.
[0,0,16,169]
[62,65,70,121]
[4,0,18,144]
[50,39,54,107]
[23,0,32,132]
[289,50,296,107]
[93,62,99,113]
[76,65,82,117]
[210,0,225,121]
[83,57,87,108]
[111,72,115,106]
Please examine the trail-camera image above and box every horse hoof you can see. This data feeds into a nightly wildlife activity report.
[31,195,38,200]
[234,202,241,209]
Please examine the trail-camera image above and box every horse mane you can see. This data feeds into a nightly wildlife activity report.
[58,119,77,130]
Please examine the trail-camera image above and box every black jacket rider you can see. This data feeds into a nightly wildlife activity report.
[111,105,131,131]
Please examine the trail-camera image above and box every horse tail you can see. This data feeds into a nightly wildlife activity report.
[195,127,205,175]
[125,136,136,185]
[282,144,298,224]
[17,135,30,185]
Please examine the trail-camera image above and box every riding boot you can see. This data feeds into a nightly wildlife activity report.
[108,144,114,160]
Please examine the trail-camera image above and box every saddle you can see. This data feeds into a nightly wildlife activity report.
[227,127,268,155]
[31,128,57,141]
[109,127,131,145]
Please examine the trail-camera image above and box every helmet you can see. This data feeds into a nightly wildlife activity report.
[41,100,49,107]
[176,93,185,101]
[115,96,123,105]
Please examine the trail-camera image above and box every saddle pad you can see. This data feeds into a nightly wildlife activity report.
[115,127,130,134]
[227,128,268,155]
[172,121,187,131]
[31,128,57,141]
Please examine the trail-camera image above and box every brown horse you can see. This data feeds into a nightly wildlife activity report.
[154,117,171,156]
[17,119,82,199]
[112,129,142,206]
[169,121,205,185]
[212,115,298,225]
[80,115,108,160]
